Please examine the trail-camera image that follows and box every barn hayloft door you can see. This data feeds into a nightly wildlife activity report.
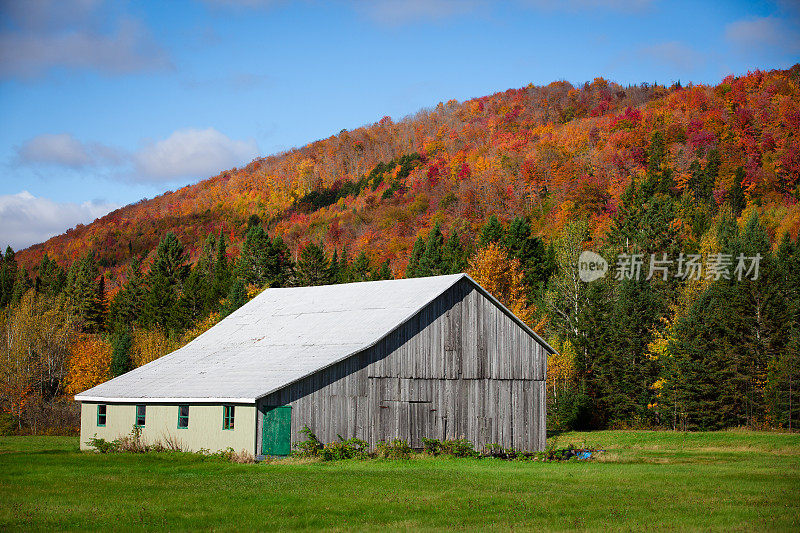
[262,406,292,456]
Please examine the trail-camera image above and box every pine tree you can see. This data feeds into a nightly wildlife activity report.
[0,246,17,308]
[221,278,247,317]
[236,225,271,286]
[265,237,294,287]
[213,229,232,301]
[36,253,66,295]
[502,217,551,299]
[109,257,146,328]
[296,243,330,286]
[247,213,261,230]
[181,259,211,322]
[351,252,370,282]
[372,260,392,280]
[65,251,105,332]
[597,277,662,424]
[729,166,747,216]
[144,270,176,331]
[773,233,800,429]
[608,182,641,250]
[110,329,133,377]
[703,149,721,202]
[442,230,468,274]
[10,267,32,306]
[145,233,189,331]
[644,130,674,195]
[418,223,444,276]
[337,245,351,283]
[479,215,503,247]
[328,249,340,283]
[405,237,425,278]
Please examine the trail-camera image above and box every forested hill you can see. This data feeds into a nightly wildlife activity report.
[15,65,800,281]
[2,65,799,435]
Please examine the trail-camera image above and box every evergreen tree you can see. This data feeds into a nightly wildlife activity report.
[328,249,340,283]
[150,233,190,288]
[350,252,370,282]
[36,253,66,295]
[213,229,232,300]
[479,215,503,246]
[296,243,330,286]
[236,225,271,286]
[110,329,133,377]
[772,233,800,429]
[265,236,294,287]
[65,251,105,332]
[729,166,747,216]
[502,217,551,299]
[644,131,674,195]
[221,278,247,317]
[418,223,445,276]
[608,182,641,250]
[109,257,146,328]
[372,260,392,281]
[442,230,468,274]
[703,149,721,201]
[247,214,261,230]
[668,213,783,429]
[10,267,32,306]
[337,245,351,283]
[596,277,662,424]
[181,258,211,322]
[0,246,17,308]
[144,233,189,331]
[405,237,425,278]
[144,269,176,331]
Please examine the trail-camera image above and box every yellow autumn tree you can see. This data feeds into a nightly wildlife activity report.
[467,242,532,324]
[547,335,578,399]
[0,289,76,425]
[131,328,173,368]
[65,334,112,395]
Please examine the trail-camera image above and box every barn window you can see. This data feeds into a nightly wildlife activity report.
[97,404,106,427]
[177,405,189,429]
[223,405,235,430]
[135,405,146,427]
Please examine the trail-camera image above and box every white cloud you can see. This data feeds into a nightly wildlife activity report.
[725,16,800,53]
[15,128,258,182]
[0,0,171,78]
[133,128,259,181]
[0,191,120,250]
[15,133,126,168]
[16,133,93,168]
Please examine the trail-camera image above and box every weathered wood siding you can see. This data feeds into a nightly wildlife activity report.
[257,278,547,452]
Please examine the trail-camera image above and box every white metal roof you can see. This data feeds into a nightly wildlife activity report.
[76,273,554,404]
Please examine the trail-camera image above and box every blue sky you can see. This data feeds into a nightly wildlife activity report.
[0,0,798,250]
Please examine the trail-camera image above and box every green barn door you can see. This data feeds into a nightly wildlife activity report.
[262,406,292,456]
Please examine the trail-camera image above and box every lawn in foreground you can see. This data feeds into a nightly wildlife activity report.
[1,430,798,531]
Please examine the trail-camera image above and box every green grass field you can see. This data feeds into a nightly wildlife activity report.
[1,431,798,531]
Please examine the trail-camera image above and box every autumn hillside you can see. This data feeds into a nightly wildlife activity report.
[15,65,800,282]
[3,65,800,436]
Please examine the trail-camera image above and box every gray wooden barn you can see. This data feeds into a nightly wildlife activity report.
[77,274,554,456]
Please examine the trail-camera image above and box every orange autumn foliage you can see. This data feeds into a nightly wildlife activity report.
[65,335,111,395]
[467,243,532,325]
